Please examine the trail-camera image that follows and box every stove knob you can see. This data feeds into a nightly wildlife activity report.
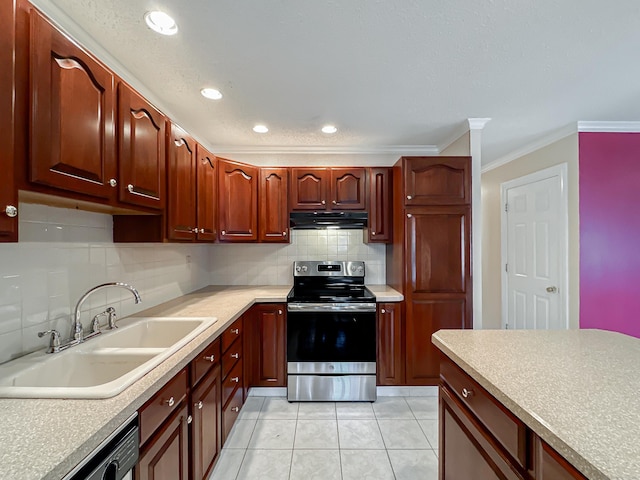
[302,266,308,272]
[295,266,301,272]
[357,266,364,273]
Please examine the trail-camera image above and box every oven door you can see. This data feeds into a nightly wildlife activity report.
[287,303,376,374]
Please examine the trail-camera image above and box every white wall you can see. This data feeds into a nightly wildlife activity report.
[210,229,386,285]
[0,204,211,364]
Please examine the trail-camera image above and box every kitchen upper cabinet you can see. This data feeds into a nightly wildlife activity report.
[377,303,403,386]
[29,8,117,200]
[196,145,217,242]
[249,304,287,387]
[367,167,392,243]
[402,156,470,206]
[167,123,197,241]
[0,0,18,241]
[290,167,366,211]
[259,168,289,242]
[218,158,258,242]
[117,82,166,210]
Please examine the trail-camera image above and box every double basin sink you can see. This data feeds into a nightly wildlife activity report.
[0,316,218,399]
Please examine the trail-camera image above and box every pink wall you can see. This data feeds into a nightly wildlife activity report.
[579,132,640,337]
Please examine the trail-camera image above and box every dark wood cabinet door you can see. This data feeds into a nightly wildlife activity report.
[290,168,329,210]
[117,82,165,209]
[167,123,196,241]
[403,157,470,206]
[330,167,366,210]
[259,168,289,242]
[29,9,116,199]
[136,404,189,480]
[440,387,523,480]
[536,438,587,480]
[0,0,18,241]
[218,159,258,242]
[368,167,392,242]
[252,304,286,387]
[377,303,404,385]
[191,364,222,480]
[196,144,217,242]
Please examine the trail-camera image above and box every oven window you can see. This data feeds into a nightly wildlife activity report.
[287,311,376,363]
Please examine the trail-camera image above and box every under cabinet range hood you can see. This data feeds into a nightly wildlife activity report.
[290,211,368,229]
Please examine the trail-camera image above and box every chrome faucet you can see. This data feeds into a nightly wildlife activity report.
[71,283,142,342]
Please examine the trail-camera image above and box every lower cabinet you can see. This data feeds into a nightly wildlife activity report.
[191,363,222,480]
[220,316,245,444]
[248,303,286,387]
[439,356,588,480]
[376,302,403,385]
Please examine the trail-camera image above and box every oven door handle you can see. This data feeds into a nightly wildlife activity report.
[287,302,377,313]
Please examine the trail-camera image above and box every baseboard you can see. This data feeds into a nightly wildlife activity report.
[247,387,287,397]
[248,386,438,397]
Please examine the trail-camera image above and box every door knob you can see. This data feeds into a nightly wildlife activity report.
[546,286,558,293]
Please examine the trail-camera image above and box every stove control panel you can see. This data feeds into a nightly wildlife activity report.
[293,261,365,277]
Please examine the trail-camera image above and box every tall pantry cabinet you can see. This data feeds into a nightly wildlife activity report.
[386,156,472,385]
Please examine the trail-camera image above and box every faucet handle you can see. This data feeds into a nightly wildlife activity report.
[38,330,61,354]
[106,307,118,329]
[90,313,104,333]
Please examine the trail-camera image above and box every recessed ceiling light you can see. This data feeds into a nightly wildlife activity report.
[144,11,178,36]
[322,125,338,134]
[201,88,222,100]
[253,125,269,133]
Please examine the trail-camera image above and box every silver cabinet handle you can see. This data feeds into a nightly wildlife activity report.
[192,227,198,233]
[462,388,474,399]
[165,396,175,407]
[4,205,17,218]
[231,406,240,412]
[196,401,203,410]
[407,213,412,218]
[186,415,193,424]
[321,200,326,205]
[200,228,205,233]
[546,286,558,293]
[380,308,386,314]
[109,178,117,187]
[332,200,337,204]
[221,230,226,236]
[231,328,239,334]
[127,184,159,200]
[204,355,215,362]
[231,376,239,383]
[231,353,239,359]
[406,195,412,200]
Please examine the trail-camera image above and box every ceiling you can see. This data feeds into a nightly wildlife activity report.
[35,0,640,166]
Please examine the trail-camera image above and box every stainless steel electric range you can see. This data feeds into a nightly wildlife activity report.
[286,260,377,402]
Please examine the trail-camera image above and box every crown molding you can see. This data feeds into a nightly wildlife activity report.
[577,121,640,132]
[209,145,440,155]
[468,118,492,130]
[481,123,577,174]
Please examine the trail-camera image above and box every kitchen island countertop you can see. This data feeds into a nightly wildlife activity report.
[432,329,640,480]
[0,284,402,480]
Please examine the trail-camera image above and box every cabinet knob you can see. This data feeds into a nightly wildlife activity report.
[278,309,283,315]
[221,230,226,236]
[321,200,326,205]
[283,231,287,236]
[231,376,239,383]
[462,388,474,399]
[407,213,412,218]
[231,353,239,359]
[372,231,376,236]
[332,200,337,205]
[199,228,205,234]
[196,400,203,410]
[192,227,199,233]
[407,195,412,200]
[231,328,239,335]
[204,354,215,362]
[4,205,17,218]
[109,178,117,187]
[380,308,386,314]
[186,415,193,424]
[165,396,175,407]
[231,406,240,413]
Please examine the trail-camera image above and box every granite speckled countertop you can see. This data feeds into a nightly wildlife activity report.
[0,284,402,480]
[432,329,640,480]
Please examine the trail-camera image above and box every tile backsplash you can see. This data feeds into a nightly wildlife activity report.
[209,229,386,285]
[0,205,388,364]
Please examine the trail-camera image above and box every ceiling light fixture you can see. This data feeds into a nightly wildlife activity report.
[200,88,222,100]
[322,125,338,134]
[253,125,269,133]
[144,11,178,36]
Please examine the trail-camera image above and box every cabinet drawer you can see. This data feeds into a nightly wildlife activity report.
[222,359,243,407]
[222,339,243,379]
[191,338,221,387]
[222,384,244,445]
[139,368,188,447]
[441,357,527,468]
[222,318,243,352]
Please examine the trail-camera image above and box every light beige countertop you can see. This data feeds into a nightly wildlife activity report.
[432,329,640,480]
[0,284,401,480]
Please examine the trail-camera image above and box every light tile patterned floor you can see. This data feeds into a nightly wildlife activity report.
[209,396,439,480]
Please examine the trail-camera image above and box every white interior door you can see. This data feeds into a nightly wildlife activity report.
[501,165,568,330]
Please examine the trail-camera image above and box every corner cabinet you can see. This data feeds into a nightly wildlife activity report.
[218,158,258,242]
[0,0,18,241]
[167,124,197,240]
[28,7,117,200]
[259,168,289,242]
[117,82,166,210]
